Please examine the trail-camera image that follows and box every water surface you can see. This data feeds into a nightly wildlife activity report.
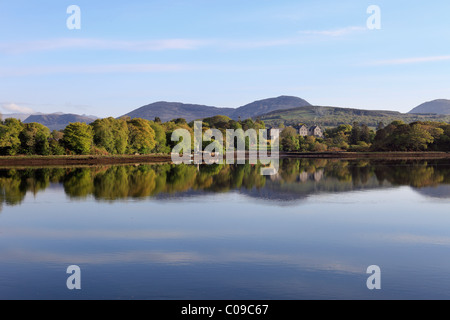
[0,159,449,299]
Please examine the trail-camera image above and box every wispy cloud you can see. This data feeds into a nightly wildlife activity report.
[220,37,305,49]
[299,26,366,37]
[0,38,207,54]
[370,55,450,66]
[0,102,34,114]
[0,28,367,55]
[0,63,195,77]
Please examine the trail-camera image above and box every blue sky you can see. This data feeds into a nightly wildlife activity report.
[0,0,449,117]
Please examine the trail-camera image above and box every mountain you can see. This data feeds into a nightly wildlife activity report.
[409,99,450,115]
[122,96,312,122]
[231,96,311,120]
[413,185,450,199]
[24,113,97,131]
[258,105,450,128]
[122,101,235,123]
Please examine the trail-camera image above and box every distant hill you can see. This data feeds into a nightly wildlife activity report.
[409,99,450,115]
[24,113,97,131]
[414,185,450,199]
[122,101,235,123]
[230,96,311,120]
[258,105,450,128]
[122,96,312,122]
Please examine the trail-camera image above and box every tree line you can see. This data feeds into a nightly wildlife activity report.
[0,115,268,156]
[280,121,450,152]
[0,115,449,156]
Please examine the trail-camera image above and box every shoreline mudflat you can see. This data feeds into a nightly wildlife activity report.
[0,154,173,167]
[279,151,450,160]
[0,152,449,167]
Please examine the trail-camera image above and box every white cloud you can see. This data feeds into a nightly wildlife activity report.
[1,103,34,114]
[0,63,194,77]
[299,26,366,37]
[0,29,367,55]
[219,37,305,49]
[370,55,450,66]
[0,38,207,54]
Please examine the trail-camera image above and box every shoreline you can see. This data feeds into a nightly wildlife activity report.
[0,152,449,167]
[0,154,173,167]
[279,151,450,160]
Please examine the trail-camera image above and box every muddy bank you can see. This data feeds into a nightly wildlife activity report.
[0,155,173,167]
[0,152,449,167]
[280,151,450,160]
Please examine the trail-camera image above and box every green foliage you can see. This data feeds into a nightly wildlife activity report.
[91,117,129,154]
[0,118,24,155]
[62,122,94,155]
[148,121,169,153]
[372,121,446,151]
[281,127,299,152]
[49,130,65,155]
[49,140,65,155]
[126,118,156,154]
[163,121,193,151]
[201,115,232,129]
[19,123,51,155]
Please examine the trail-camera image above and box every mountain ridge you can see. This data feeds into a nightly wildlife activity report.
[3,96,450,130]
[121,96,312,122]
[24,113,98,131]
[409,99,450,115]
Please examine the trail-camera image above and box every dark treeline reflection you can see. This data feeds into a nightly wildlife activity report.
[0,159,450,209]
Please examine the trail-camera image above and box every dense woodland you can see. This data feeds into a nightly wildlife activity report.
[281,121,450,152]
[0,114,449,156]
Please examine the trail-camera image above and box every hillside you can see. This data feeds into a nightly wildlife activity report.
[122,101,235,123]
[409,99,450,115]
[230,96,311,120]
[122,96,312,122]
[24,113,97,131]
[259,105,450,128]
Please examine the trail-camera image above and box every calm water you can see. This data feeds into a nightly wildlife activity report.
[0,159,449,300]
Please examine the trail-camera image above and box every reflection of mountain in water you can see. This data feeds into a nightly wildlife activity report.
[413,185,450,199]
[245,176,392,203]
[0,159,449,210]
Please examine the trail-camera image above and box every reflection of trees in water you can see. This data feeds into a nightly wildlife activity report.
[0,170,26,206]
[0,159,449,207]
[374,161,448,188]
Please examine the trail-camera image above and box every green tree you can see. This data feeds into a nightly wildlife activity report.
[404,123,434,151]
[62,122,94,155]
[19,123,51,155]
[372,121,436,151]
[0,118,24,155]
[281,127,299,152]
[350,122,361,145]
[148,121,169,153]
[126,118,156,154]
[360,124,371,143]
[91,117,129,154]
[49,130,65,155]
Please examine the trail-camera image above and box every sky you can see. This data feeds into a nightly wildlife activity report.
[0,0,449,118]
